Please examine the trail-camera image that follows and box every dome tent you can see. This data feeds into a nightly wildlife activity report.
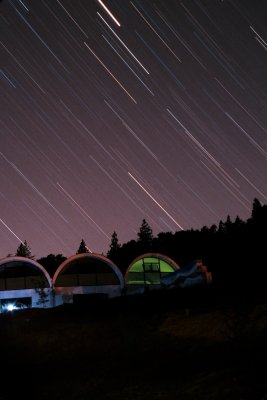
[53,253,124,305]
[0,256,52,312]
[125,253,180,289]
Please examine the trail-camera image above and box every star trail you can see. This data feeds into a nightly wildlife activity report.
[1,0,267,258]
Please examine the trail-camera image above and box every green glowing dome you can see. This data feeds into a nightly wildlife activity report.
[125,253,180,286]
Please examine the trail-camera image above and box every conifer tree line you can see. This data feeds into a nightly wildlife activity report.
[6,198,267,293]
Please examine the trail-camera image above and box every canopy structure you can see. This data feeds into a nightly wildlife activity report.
[125,253,180,287]
[0,256,52,312]
[53,253,124,304]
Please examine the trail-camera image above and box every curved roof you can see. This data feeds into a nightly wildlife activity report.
[53,253,124,288]
[125,253,180,285]
[0,256,52,289]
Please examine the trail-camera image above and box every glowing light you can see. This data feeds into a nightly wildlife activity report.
[97,0,121,27]
[2,302,26,312]
[6,304,16,312]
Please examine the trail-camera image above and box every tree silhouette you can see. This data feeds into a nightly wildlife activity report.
[15,240,34,258]
[234,215,244,228]
[218,220,225,234]
[251,198,262,220]
[76,239,90,254]
[224,215,233,233]
[37,253,66,278]
[4,198,267,297]
[107,231,120,258]
[137,219,153,247]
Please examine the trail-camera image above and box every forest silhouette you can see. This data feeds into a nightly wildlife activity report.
[21,198,266,296]
[109,199,266,290]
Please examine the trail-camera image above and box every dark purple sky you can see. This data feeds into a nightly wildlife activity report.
[1,0,267,258]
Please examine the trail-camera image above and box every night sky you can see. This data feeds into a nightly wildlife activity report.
[1,0,267,259]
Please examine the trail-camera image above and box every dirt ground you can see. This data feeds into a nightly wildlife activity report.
[1,288,267,400]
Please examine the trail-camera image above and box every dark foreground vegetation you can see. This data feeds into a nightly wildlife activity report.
[1,286,267,400]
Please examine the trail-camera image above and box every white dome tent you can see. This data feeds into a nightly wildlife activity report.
[0,256,52,312]
[53,253,125,306]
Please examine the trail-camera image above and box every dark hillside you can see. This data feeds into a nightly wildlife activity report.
[1,288,267,400]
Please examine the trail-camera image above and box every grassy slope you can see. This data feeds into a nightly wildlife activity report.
[0,287,267,400]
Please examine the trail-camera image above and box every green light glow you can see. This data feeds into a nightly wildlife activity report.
[127,257,176,285]
[129,257,175,272]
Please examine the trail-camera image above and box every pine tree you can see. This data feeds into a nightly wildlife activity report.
[15,240,34,258]
[251,198,262,220]
[218,220,225,234]
[137,219,153,245]
[209,224,217,234]
[76,239,90,254]
[225,215,233,233]
[107,231,121,258]
[234,216,244,229]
